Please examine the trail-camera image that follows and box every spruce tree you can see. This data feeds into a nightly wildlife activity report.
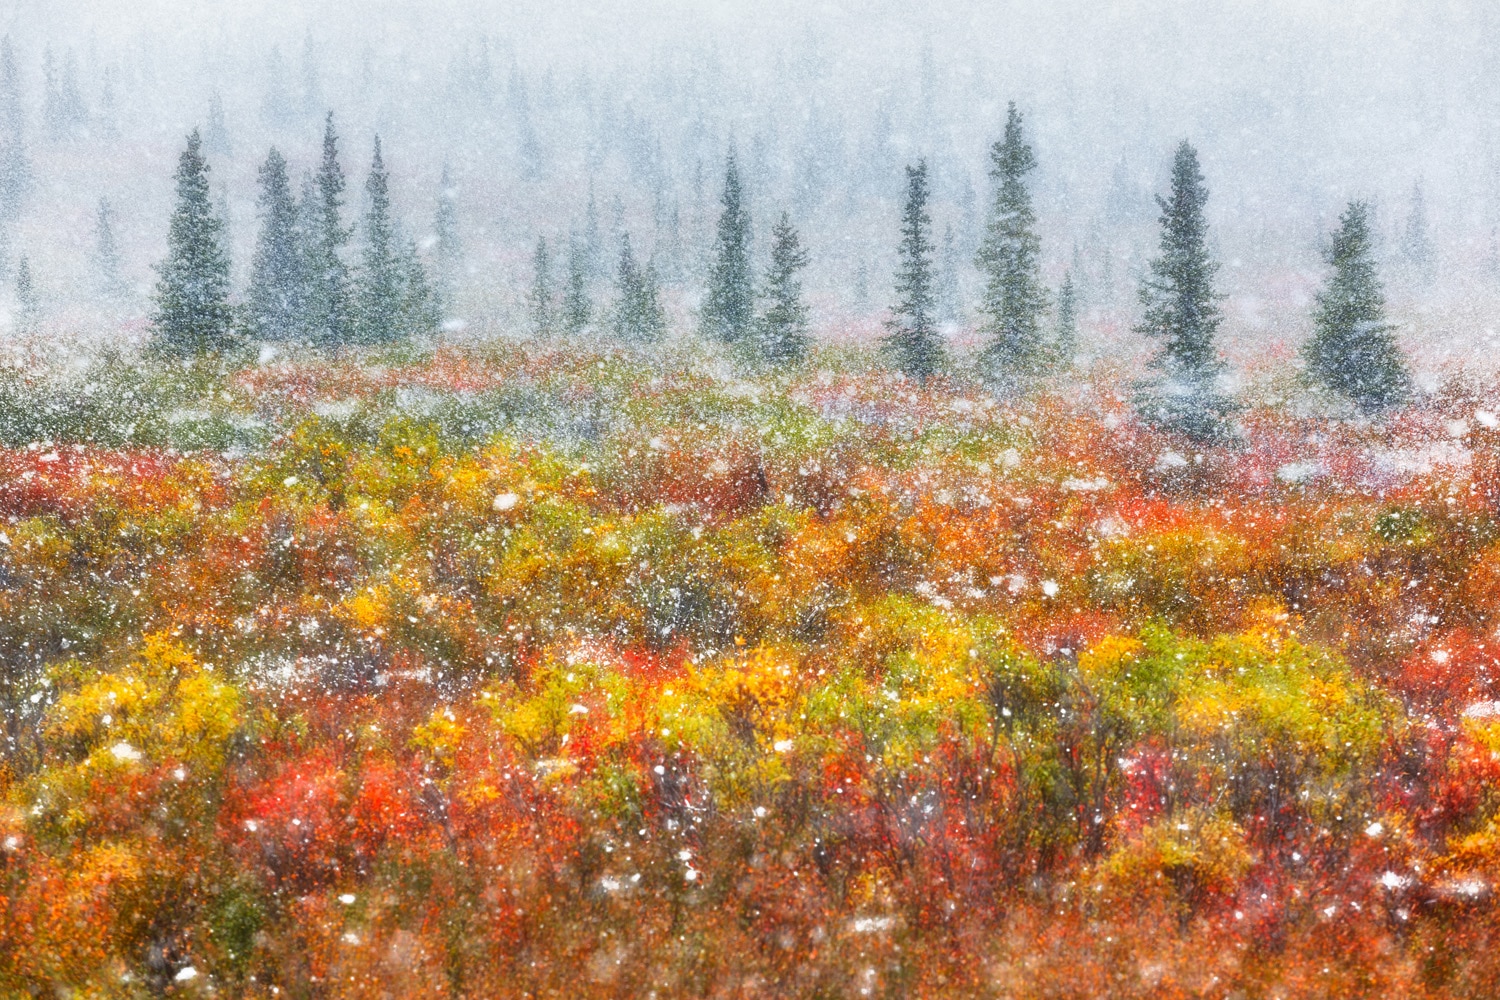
[247,147,308,341]
[396,236,440,336]
[976,102,1047,396]
[936,224,962,325]
[584,186,604,279]
[432,162,461,316]
[562,235,592,335]
[613,234,666,343]
[883,160,944,381]
[1053,270,1078,368]
[42,47,62,140]
[0,37,31,221]
[60,51,86,134]
[152,130,235,355]
[14,254,37,333]
[305,113,353,346]
[204,91,232,157]
[1134,141,1232,441]
[1402,182,1435,284]
[1305,201,1410,412]
[355,136,404,344]
[528,236,554,338]
[93,197,127,301]
[702,148,754,343]
[756,212,811,366]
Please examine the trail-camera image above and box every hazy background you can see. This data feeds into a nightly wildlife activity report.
[2,0,1498,371]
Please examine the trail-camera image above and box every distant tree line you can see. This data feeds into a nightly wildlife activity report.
[151,115,451,357]
[869,104,1408,438]
[128,84,1419,435]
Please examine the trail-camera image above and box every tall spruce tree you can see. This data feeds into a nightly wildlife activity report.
[42,47,62,140]
[1402,182,1435,284]
[1305,201,1410,412]
[305,113,353,346]
[355,136,404,344]
[60,51,86,135]
[584,185,604,279]
[93,197,127,301]
[432,162,461,316]
[528,236,555,338]
[936,224,962,325]
[14,254,37,333]
[0,37,31,221]
[204,91,232,157]
[883,160,944,380]
[976,102,1047,395]
[1134,141,1232,440]
[755,212,811,366]
[1054,270,1078,368]
[247,147,308,341]
[562,235,592,335]
[702,148,754,343]
[396,236,440,336]
[613,235,666,343]
[152,130,235,355]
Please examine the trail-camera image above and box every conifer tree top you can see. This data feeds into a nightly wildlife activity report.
[1137,140,1222,377]
[151,129,234,355]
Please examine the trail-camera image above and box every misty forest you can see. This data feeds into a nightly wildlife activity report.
[7,1,1500,997]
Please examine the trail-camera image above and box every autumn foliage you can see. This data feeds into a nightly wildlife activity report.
[5,343,1500,997]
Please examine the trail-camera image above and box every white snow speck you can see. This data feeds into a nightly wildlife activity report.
[1276,461,1320,483]
[110,742,141,762]
[174,966,197,981]
[1153,451,1189,472]
[339,893,357,905]
[493,491,519,511]
[850,915,895,933]
[773,739,793,753]
[1041,580,1059,597]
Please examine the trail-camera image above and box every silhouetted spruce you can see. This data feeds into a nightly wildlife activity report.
[305,113,353,346]
[1134,141,1233,441]
[41,47,62,140]
[247,148,309,341]
[613,235,665,343]
[1305,200,1410,413]
[1402,182,1435,285]
[59,51,86,135]
[528,236,555,338]
[883,160,944,381]
[755,212,811,366]
[355,136,404,344]
[432,162,459,316]
[152,130,235,355]
[1054,270,1078,368]
[92,197,127,302]
[936,224,962,325]
[562,235,592,335]
[977,102,1048,396]
[204,91,232,158]
[396,236,441,335]
[14,254,37,333]
[432,163,461,317]
[702,148,754,343]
